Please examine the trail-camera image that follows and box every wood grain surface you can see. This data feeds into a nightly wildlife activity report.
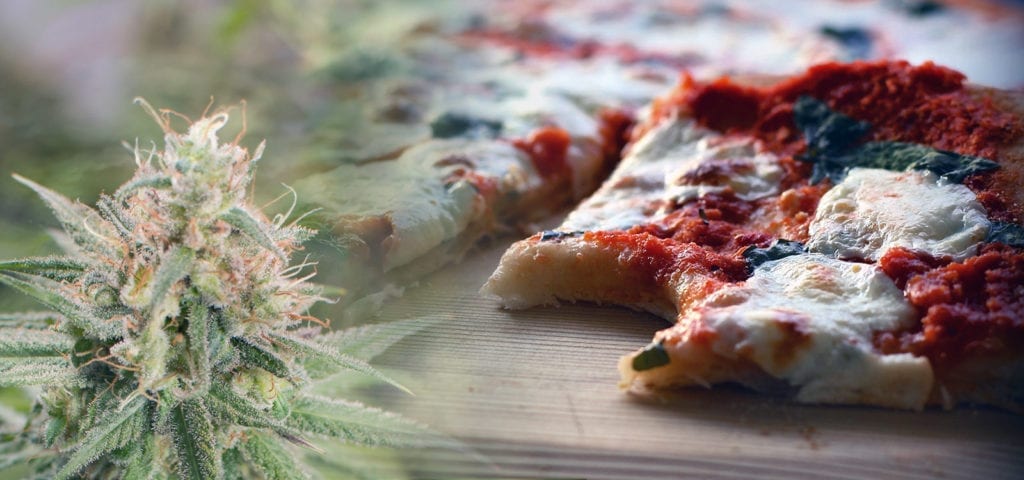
[361,238,1024,479]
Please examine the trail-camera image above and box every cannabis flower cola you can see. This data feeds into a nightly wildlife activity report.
[0,100,429,479]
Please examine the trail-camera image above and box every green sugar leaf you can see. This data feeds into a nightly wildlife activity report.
[95,195,135,243]
[239,433,310,480]
[113,175,173,202]
[207,382,282,430]
[149,246,195,318]
[286,395,439,448]
[231,336,292,379]
[185,300,212,395]
[0,271,122,340]
[120,435,158,480]
[0,357,77,387]
[44,416,67,448]
[55,396,149,480]
[220,207,286,261]
[632,342,670,372]
[221,446,247,480]
[12,174,121,258]
[170,398,222,480]
[268,331,411,394]
[0,256,88,283]
[0,311,61,328]
[0,327,73,357]
[324,315,445,361]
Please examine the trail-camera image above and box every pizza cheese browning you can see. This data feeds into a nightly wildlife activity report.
[484,60,1024,411]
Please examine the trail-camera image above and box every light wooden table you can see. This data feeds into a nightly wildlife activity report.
[364,238,1024,479]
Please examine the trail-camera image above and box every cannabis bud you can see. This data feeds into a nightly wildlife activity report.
[0,100,430,479]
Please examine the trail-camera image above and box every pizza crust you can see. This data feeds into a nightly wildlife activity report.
[620,254,935,410]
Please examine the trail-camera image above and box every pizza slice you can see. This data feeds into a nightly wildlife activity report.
[292,0,1024,317]
[483,60,1024,410]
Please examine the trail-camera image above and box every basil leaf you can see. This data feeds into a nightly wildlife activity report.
[820,26,873,60]
[794,96,871,158]
[632,342,670,372]
[430,112,502,139]
[890,0,945,17]
[843,142,999,183]
[986,221,1024,248]
[538,230,584,242]
[743,239,805,273]
[794,96,999,184]
[793,96,871,184]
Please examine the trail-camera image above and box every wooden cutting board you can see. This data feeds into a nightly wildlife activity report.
[360,238,1024,479]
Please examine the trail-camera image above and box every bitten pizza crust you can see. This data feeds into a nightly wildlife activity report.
[483,60,1024,411]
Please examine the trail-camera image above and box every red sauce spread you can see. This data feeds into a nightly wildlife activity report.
[878,247,952,289]
[584,231,748,286]
[653,61,1019,159]
[771,183,831,242]
[634,193,772,255]
[513,126,571,178]
[875,244,1024,372]
[597,108,635,170]
[965,172,1020,224]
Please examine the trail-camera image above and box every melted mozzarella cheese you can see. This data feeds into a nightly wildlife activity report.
[561,118,782,231]
[807,168,990,261]
[693,254,931,409]
[663,136,782,205]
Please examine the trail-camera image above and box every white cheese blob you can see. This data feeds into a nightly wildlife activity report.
[663,136,782,205]
[694,254,931,409]
[807,168,990,261]
[561,118,782,231]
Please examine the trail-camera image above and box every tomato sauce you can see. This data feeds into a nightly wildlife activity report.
[652,60,1019,159]
[583,231,748,286]
[513,126,572,178]
[634,193,771,253]
[597,108,635,171]
[876,244,1024,371]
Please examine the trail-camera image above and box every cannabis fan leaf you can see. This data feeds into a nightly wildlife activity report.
[0,100,441,479]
